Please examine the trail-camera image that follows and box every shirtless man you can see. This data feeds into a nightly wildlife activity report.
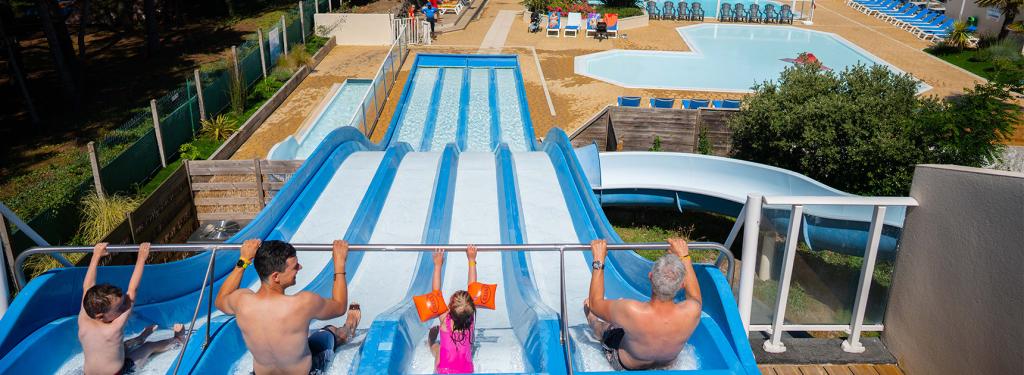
[215,239,361,375]
[584,238,702,371]
[78,242,185,375]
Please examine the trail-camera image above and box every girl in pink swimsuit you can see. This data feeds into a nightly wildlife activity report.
[428,247,479,374]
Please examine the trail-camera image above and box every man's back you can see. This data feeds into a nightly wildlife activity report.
[616,299,701,367]
[234,291,316,374]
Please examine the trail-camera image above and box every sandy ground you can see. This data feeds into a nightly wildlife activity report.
[235,0,1006,157]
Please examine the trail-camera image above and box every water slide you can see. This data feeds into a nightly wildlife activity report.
[0,127,383,374]
[574,150,908,257]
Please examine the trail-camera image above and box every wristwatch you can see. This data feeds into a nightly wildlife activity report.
[592,260,604,270]
[236,258,251,269]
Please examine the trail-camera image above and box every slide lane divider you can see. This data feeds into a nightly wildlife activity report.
[488,69,501,152]
[510,60,539,151]
[356,144,460,374]
[455,68,470,151]
[418,68,447,151]
[495,145,568,374]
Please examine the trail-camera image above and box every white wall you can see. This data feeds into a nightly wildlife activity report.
[314,13,395,46]
[884,164,1024,375]
[944,0,1023,37]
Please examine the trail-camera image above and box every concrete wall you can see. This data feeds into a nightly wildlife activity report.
[884,164,1024,375]
[314,13,395,45]
[944,0,1023,37]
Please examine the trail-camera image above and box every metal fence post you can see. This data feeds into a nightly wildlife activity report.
[328,0,333,12]
[193,70,207,121]
[763,205,804,353]
[254,159,266,209]
[738,194,762,331]
[299,1,306,43]
[257,29,268,79]
[150,99,168,168]
[87,141,107,199]
[842,206,887,353]
[281,15,289,55]
[0,213,17,301]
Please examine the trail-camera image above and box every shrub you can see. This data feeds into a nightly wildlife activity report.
[279,47,312,72]
[251,77,285,102]
[728,64,1017,196]
[179,143,201,160]
[698,128,712,155]
[649,136,663,151]
[76,193,139,244]
[201,115,240,141]
[304,35,328,55]
[228,54,246,116]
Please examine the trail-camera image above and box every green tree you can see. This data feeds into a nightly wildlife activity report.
[975,0,1023,40]
[728,64,1016,196]
[943,21,976,50]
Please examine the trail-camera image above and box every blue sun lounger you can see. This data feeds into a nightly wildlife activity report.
[617,96,641,107]
[712,99,741,109]
[682,99,710,109]
[650,98,676,108]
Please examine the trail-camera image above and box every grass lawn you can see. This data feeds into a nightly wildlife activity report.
[928,49,996,79]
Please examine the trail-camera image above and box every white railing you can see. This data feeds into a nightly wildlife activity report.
[392,17,432,45]
[347,24,411,138]
[728,194,919,353]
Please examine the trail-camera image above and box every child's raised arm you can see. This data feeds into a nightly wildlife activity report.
[125,243,151,302]
[466,245,477,285]
[82,243,108,299]
[432,249,444,291]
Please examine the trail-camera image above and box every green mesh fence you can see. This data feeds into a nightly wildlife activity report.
[97,110,153,166]
[302,1,315,36]
[101,130,162,194]
[239,41,264,89]
[201,68,232,116]
[287,14,302,49]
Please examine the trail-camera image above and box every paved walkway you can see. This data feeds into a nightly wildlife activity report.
[478,10,517,53]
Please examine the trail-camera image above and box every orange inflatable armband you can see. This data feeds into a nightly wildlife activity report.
[468,282,498,310]
[413,290,448,321]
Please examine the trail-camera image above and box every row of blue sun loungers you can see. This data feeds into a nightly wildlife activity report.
[717,2,795,23]
[847,0,959,41]
[618,96,741,109]
[647,1,705,21]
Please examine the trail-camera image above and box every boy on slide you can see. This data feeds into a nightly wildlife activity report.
[427,246,481,374]
[215,239,361,375]
[78,242,186,375]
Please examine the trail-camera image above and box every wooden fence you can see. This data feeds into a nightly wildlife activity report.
[569,106,737,156]
[187,160,303,221]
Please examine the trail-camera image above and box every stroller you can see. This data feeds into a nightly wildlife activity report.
[529,11,541,33]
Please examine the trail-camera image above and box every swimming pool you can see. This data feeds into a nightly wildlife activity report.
[267,79,372,160]
[575,24,930,93]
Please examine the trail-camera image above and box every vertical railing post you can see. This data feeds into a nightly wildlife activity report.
[843,206,887,353]
[0,213,14,310]
[87,141,107,199]
[328,0,333,13]
[257,29,268,79]
[254,159,266,209]
[299,1,307,43]
[738,194,762,330]
[281,15,289,55]
[763,205,804,353]
[150,99,167,168]
[559,246,574,375]
[193,69,206,121]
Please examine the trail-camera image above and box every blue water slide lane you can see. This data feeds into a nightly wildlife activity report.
[418,69,447,151]
[381,54,427,148]
[356,144,458,374]
[542,129,757,374]
[488,68,501,152]
[184,143,415,374]
[511,60,539,151]
[495,144,569,374]
[0,127,378,374]
[455,68,471,151]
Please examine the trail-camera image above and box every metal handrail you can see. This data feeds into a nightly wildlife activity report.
[16,242,733,374]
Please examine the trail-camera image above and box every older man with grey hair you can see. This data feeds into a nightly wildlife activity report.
[584,238,702,371]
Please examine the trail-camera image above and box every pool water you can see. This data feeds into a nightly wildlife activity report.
[575,24,928,93]
[267,80,371,160]
[390,64,532,152]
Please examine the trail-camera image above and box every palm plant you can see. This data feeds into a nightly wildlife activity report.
[944,21,976,50]
[974,0,1023,40]
[201,115,240,141]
